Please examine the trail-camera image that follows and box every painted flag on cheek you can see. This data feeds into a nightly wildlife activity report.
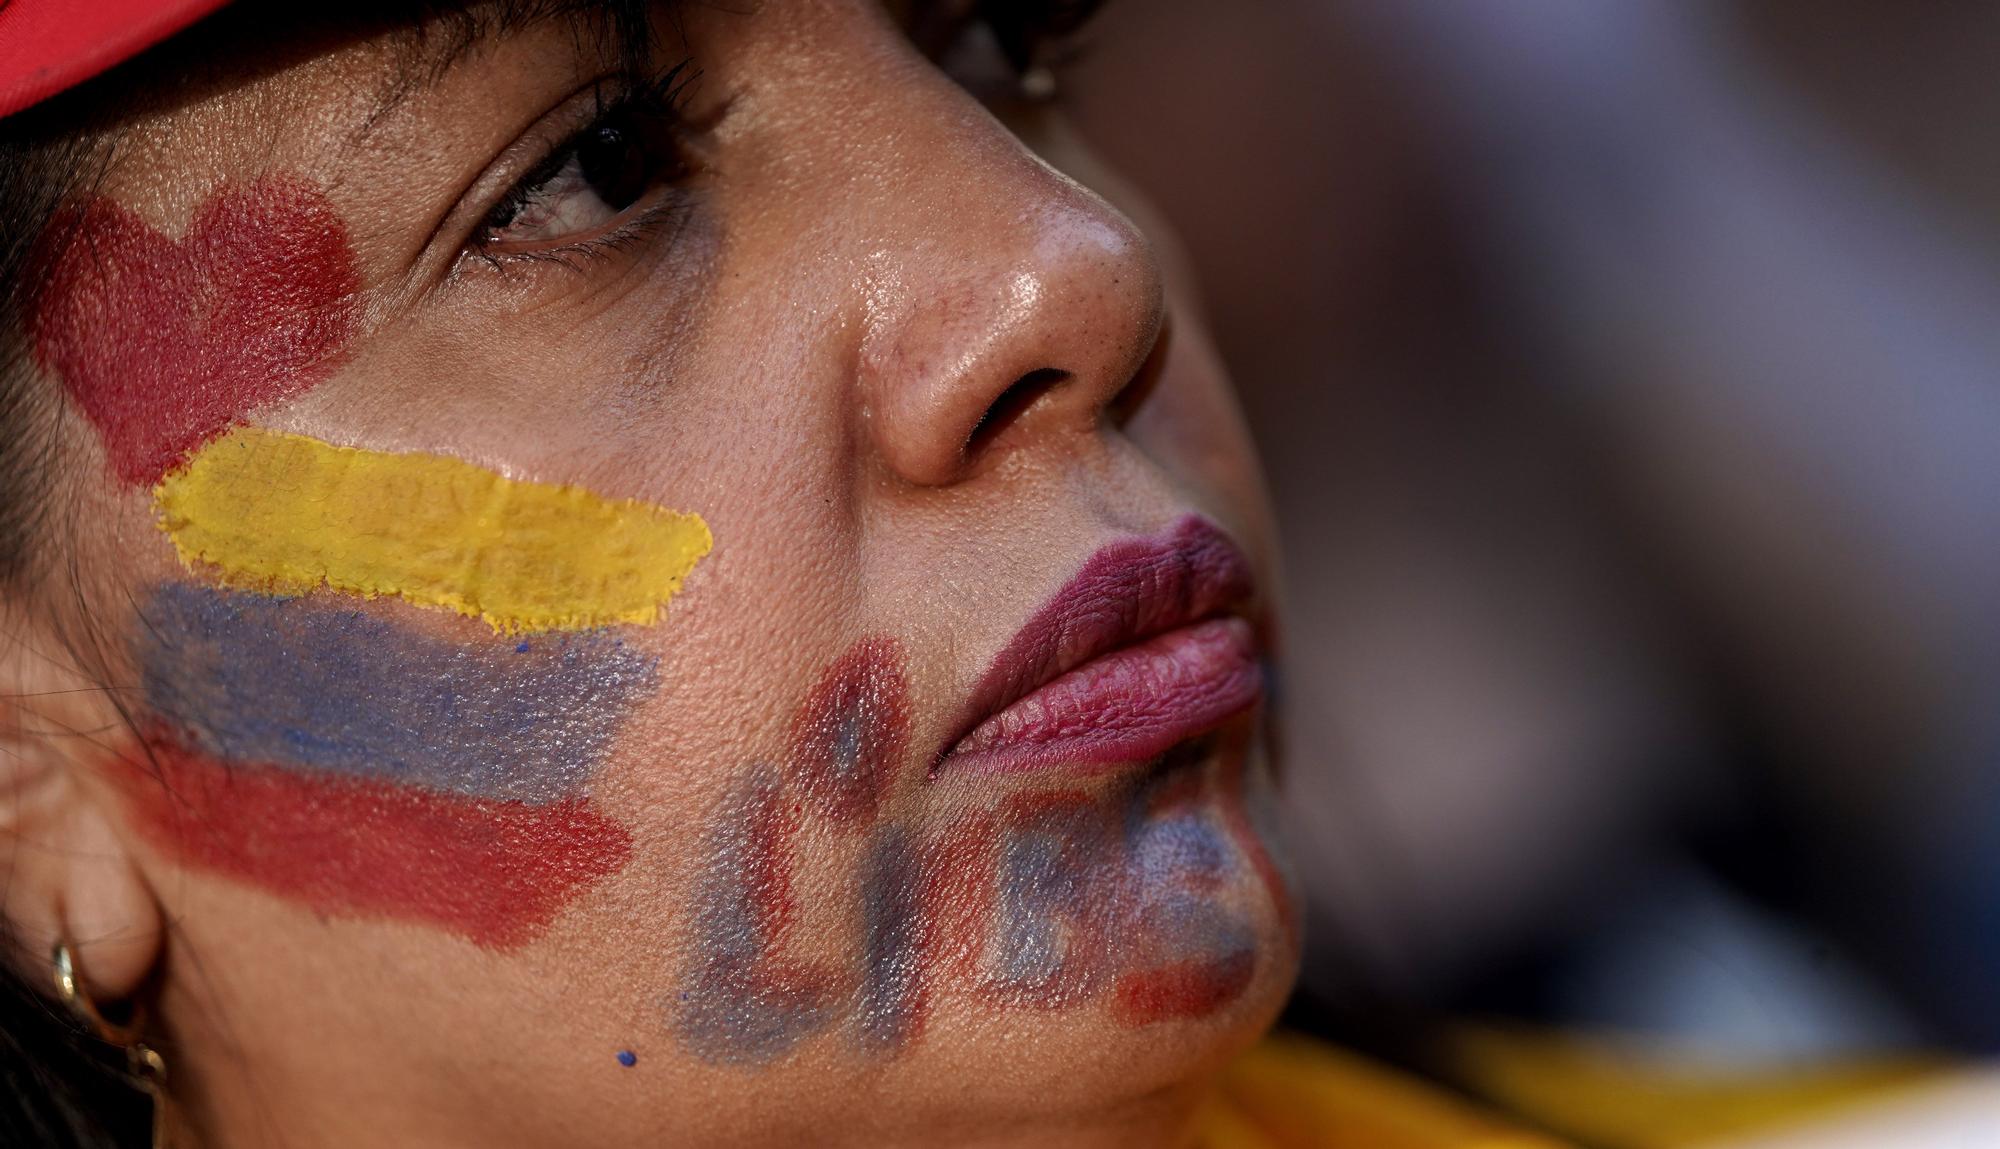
[112,426,712,949]
[34,178,714,950]
[119,585,656,949]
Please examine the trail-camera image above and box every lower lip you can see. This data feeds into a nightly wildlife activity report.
[943,617,1263,777]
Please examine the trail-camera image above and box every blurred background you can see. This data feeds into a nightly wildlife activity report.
[1057,1,2000,1142]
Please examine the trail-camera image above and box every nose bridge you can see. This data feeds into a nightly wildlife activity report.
[841,72,1167,487]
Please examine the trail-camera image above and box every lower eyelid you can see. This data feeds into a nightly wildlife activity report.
[475,124,688,252]
[464,187,694,277]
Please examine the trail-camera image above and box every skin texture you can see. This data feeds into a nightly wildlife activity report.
[0,3,1292,1147]
[153,426,713,632]
[29,174,361,486]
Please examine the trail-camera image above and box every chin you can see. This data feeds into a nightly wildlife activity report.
[902,721,1302,1121]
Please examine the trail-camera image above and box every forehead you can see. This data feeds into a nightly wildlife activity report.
[107,0,1009,126]
[81,6,642,210]
[78,0,1007,229]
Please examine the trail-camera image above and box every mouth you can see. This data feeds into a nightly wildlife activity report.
[937,516,1264,778]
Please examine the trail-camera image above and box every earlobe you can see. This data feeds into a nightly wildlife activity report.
[0,614,165,1004]
[3,802,166,1004]
[48,803,167,1000]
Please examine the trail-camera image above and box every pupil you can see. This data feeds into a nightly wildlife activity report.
[578,124,647,212]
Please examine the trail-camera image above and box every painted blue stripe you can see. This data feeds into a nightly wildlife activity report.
[139,583,657,802]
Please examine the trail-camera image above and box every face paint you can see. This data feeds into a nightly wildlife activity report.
[677,764,844,1064]
[1109,766,1259,1023]
[1217,744,1302,953]
[856,823,927,1051]
[788,637,909,824]
[155,426,713,633]
[676,639,1277,1066]
[141,584,656,800]
[115,730,630,950]
[986,792,1117,1009]
[679,640,916,1061]
[855,812,1008,1053]
[1113,952,1258,1024]
[31,178,359,486]
[121,584,647,947]
[979,767,1258,1022]
[39,178,702,951]
[916,813,1001,988]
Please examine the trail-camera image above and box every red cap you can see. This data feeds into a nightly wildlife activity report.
[0,0,233,119]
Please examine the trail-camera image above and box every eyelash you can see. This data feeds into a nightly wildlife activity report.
[461,5,1101,275]
[469,59,698,271]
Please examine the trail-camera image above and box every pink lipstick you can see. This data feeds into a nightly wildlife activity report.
[941,516,1263,777]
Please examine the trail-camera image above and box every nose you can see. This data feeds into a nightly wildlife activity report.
[856,129,1167,487]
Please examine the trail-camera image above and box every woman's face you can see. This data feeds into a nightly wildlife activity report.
[21,2,1294,1144]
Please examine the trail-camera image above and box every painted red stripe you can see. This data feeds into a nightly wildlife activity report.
[1113,950,1256,1024]
[111,730,631,950]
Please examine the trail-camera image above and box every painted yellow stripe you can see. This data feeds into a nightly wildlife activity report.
[154,427,712,633]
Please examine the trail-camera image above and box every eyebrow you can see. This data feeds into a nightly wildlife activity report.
[361,0,659,130]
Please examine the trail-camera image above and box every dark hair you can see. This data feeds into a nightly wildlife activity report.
[0,108,94,588]
[0,85,149,1147]
[0,949,153,1149]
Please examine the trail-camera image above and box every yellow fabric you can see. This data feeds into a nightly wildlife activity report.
[1444,1024,1953,1149]
[1197,1033,1570,1148]
[1202,1028,1962,1149]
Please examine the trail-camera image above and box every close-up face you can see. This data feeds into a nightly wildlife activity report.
[2,2,1295,1146]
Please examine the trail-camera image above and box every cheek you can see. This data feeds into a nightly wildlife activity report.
[32,178,360,487]
[672,636,1286,1067]
[1125,324,1269,525]
[62,296,719,955]
[156,425,711,632]
[114,585,651,949]
[40,179,727,957]
[675,641,915,1062]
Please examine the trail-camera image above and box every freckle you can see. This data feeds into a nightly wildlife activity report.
[616,1050,638,1067]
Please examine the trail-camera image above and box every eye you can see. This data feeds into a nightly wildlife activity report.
[477,112,667,251]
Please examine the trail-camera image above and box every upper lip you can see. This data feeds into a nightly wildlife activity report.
[937,515,1257,767]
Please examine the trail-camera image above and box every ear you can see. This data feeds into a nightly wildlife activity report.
[0,600,164,1004]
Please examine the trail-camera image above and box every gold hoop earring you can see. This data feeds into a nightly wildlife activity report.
[53,941,172,1149]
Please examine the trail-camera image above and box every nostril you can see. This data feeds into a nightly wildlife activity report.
[964,367,1070,459]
